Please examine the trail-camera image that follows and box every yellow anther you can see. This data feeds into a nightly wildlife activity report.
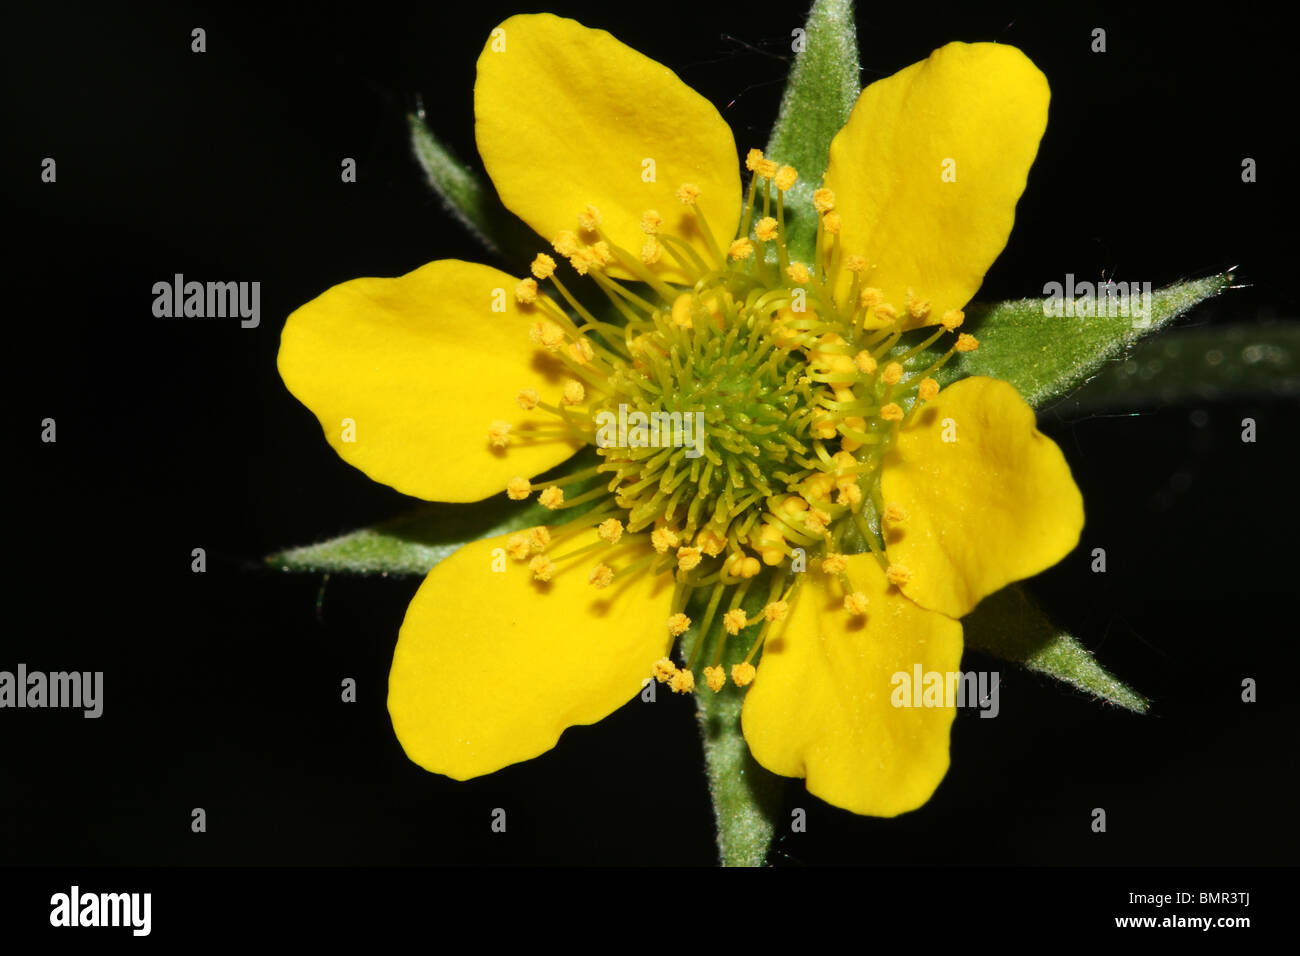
[531,253,556,280]
[881,403,904,422]
[653,657,678,683]
[728,237,754,261]
[676,182,701,204]
[812,188,836,213]
[905,289,931,322]
[589,240,613,267]
[641,237,663,266]
[723,609,748,635]
[578,204,601,232]
[845,255,868,273]
[505,533,531,561]
[830,451,856,472]
[588,563,614,589]
[843,591,869,616]
[805,508,831,534]
[786,262,811,285]
[745,147,765,172]
[811,413,838,439]
[731,662,757,687]
[568,248,594,276]
[756,157,779,179]
[956,333,980,352]
[640,209,662,234]
[781,495,810,515]
[740,556,761,578]
[651,527,680,554]
[669,668,696,694]
[515,388,539,410]
[696,528,727,557]
[859,287,884,308]
[552,230,579,258]
[885,502,907,523]
[882,362,904,386]
[676,546,703,572]
[811,351,852,377]
[874,303,898,323]
[597,518,624,544]
[754,217,779,242]
[854,350,878,374]
[774,165,798,191]
[755,522,786,566]
[529,555,556,582]
[918,377,940,401]
[528,526,551,553]
[538,486,564,509]
[886,563,912,587]
[822,211,841,234]
[667,613,692,637]
[703,665,726,693]
[763,601,789,623]
[801,473,835,504]
[670,292,695,328]
[568,337,594,365]
[561,380,585,406]
[487,420,511,448]
[528,320,566,351]
[822,553,849,574]
[506,477,531,501]
[837,482,863,507]
[514,277,538,305]
[941,308,965,331]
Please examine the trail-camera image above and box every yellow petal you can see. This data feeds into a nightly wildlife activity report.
[388,529,674,780]
[742,555,963,816]
[474,14,741,284]
[880,376,1084,618]
[278,259,583,503]
[824,42,1049,327]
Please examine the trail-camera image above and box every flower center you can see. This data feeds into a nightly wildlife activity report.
[492,148,981,695]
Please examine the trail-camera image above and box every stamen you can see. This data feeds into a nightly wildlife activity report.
[667,612,692,637]
[703,665,726,692]
[529,555,556,582]
[652,657,678,683]
[843,591,869,615]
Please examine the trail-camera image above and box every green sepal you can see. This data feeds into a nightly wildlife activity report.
[908,273,1234,409]
[408,111,535,262]
[264,451,601,576]
[763,0,860,263]
[963,585,1148,713]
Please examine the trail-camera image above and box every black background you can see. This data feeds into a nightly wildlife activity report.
[5,0,1298,888]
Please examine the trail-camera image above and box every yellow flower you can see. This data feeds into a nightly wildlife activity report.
[277,14,1083,817]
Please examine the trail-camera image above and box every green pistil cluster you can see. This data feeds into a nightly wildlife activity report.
[596,284,814,544]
